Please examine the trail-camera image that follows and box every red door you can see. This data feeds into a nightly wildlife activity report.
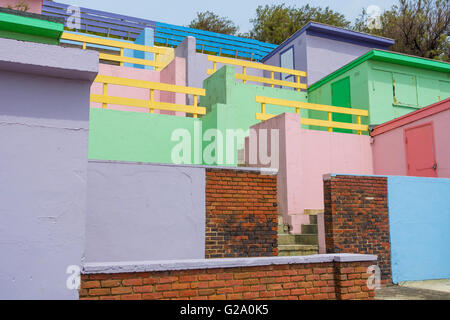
[404,122,438,177]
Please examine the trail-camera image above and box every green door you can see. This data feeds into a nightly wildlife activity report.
[331,77,352,133]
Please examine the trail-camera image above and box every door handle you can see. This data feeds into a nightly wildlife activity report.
[433,163,437,170]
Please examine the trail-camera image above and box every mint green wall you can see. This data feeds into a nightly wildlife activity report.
[200,65,308,165]
[201,65,309,123]
[307,63,370,132]
[367,60,450,124]
[89,66,309,167]
[308,59,450,127]
[89,109,202,165]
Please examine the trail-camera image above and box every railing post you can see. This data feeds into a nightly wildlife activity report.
[261,103,266,117]
[327,112,332,132]
[213,61,217,73]
[357,115,362,135]
[149,89,155,113]
[243,66,247,84]
[296,75,301,92]
[155,53,159,71]
[193,95,198,118]
[82,42,86,50]
[120,48,124,67]
[102,83,108,109]
[270,71,274,88]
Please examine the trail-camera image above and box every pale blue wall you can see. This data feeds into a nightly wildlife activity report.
[388,176,450,283]
[124,28,155,70]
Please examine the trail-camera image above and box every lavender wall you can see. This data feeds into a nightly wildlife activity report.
[0,38,97,300]
[306,35,374,85]
[85,161,206,263]
[262,32,379,86]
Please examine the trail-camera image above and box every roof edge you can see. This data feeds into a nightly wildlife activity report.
[308,49,450,92]
[261,21,394,63]
[371,98,450,136]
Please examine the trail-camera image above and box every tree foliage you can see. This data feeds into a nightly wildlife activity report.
[246,4,350,45]
[188,11,239,35]
[354,0,450,61]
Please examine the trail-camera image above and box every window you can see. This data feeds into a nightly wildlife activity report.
[280,47,294,83]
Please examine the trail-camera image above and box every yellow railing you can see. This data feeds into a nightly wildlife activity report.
[92,75,206,118]
[206,55,307,91]
[255,96,369,135]
[61,32,170,71]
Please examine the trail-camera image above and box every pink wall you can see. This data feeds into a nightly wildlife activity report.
[91,57,186,115]
[0,0,42,14]
[372,107,450,178]
[245,113,373,234]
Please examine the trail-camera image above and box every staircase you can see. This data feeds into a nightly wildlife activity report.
[277,214,319,256]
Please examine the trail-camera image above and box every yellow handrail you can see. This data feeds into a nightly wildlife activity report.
[255,96,369,135]
[61,32,170,71]
[92,75,206,118]
[206,55,307,91]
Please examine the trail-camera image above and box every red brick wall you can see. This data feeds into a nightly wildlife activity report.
[79,261,375,300]
[323,175,391,282]
[205,169,278,259]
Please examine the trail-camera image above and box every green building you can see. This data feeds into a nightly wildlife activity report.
[307,50,450,132]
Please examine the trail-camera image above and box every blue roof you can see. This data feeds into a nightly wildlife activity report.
[261,21,395,62]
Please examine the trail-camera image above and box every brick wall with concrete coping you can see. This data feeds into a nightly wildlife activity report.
[323,174,391,283]
[79,254,378,300]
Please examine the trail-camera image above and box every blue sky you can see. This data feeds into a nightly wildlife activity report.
[59,0,398,33]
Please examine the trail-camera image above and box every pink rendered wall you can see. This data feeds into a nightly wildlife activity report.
[90,57,186,114]
[160,57,186,116]
[246,113,373,234]
[372,109,450,178]
[0,0,42,14]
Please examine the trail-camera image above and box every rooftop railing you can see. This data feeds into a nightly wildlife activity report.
[207,55,307,91]
[42,0,276,61]
[92,75,206,118]
[61,32,170,71]
[255,96,369,135]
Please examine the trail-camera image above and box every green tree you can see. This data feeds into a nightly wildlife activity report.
[188,11,239,35]
[354,0,450,61]
[247,4,350,45]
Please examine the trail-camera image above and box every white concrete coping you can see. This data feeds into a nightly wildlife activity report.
[88,159,278,176]
[82,254,377,274]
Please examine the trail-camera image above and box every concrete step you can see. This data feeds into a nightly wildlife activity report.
[278,245,319,256]
[278,234,297,245]
[277,216,290,234]
[304,209,323,225]
[293,234,318,245]
[309,215,317,224]
[304,209,324,215]
[301,224,318,234]
[277,224,290,234]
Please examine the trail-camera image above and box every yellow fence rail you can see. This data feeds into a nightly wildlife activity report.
[61,32,170,71]
[206,55,307,91]
[92,75,206,118]
[255,96,369,135]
